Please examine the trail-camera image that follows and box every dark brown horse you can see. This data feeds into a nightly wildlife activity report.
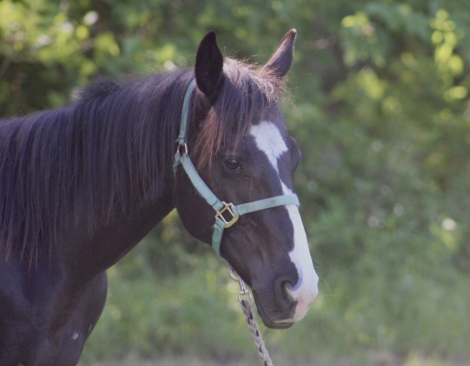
[0,30,318,365]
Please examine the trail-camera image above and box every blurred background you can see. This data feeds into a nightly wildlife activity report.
[1,0,470,365]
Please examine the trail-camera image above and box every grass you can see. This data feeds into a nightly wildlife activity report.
[79,353,469,366]
[78,254,470,366]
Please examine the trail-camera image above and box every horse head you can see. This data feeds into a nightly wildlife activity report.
[175,30,319,329]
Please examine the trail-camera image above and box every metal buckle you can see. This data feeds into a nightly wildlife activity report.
[215,202,239,228]
[175,143,188,156]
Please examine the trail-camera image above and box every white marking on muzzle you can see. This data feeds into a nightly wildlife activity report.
[250,121,319,322]
[281,182,319,321]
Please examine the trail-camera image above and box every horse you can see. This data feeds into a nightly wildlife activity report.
[0,29,319,365]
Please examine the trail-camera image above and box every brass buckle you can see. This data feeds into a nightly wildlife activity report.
[215,202,239,228]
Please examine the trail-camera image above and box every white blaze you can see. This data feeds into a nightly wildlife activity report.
[250,121,319,322]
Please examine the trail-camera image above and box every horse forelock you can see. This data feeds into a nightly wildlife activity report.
[194,58,286,168]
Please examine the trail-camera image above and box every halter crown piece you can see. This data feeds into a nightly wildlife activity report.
[173,79,300,255]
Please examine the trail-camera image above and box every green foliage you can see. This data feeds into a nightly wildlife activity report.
[2,0,470,364]
[80,262,259,363]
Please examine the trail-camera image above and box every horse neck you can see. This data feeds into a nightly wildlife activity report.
[61,75,193,278]
[63,189,175,282]
[0,72,191,274]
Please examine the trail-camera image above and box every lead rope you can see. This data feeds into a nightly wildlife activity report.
[228,266,274,366]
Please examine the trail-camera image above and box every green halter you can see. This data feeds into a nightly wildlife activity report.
[173,79,300,255]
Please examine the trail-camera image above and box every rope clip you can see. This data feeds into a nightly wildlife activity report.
[228,266,251,302]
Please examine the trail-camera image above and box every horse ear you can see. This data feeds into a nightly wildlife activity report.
[195,31,223,100]
[262,29,297,78]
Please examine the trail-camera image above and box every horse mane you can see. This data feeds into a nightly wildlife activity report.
[0,59,284,265]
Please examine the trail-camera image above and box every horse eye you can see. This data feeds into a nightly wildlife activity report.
[223,158,240,170]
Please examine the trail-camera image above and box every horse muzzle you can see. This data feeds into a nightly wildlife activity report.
[282,266,319,323]
[252,271,319,329]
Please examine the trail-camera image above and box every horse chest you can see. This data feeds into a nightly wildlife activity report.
[0,260,107,366]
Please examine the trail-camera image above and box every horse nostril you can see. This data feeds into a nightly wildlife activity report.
[274,276,298,308]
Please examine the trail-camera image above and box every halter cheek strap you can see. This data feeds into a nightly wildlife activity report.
[173,79,300,255]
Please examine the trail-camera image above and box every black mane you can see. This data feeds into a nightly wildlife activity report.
[0,60,283,265]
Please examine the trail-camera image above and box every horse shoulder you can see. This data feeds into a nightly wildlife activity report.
[0,256,107,366]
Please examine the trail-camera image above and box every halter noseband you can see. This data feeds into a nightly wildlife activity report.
[173,79,300,255]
